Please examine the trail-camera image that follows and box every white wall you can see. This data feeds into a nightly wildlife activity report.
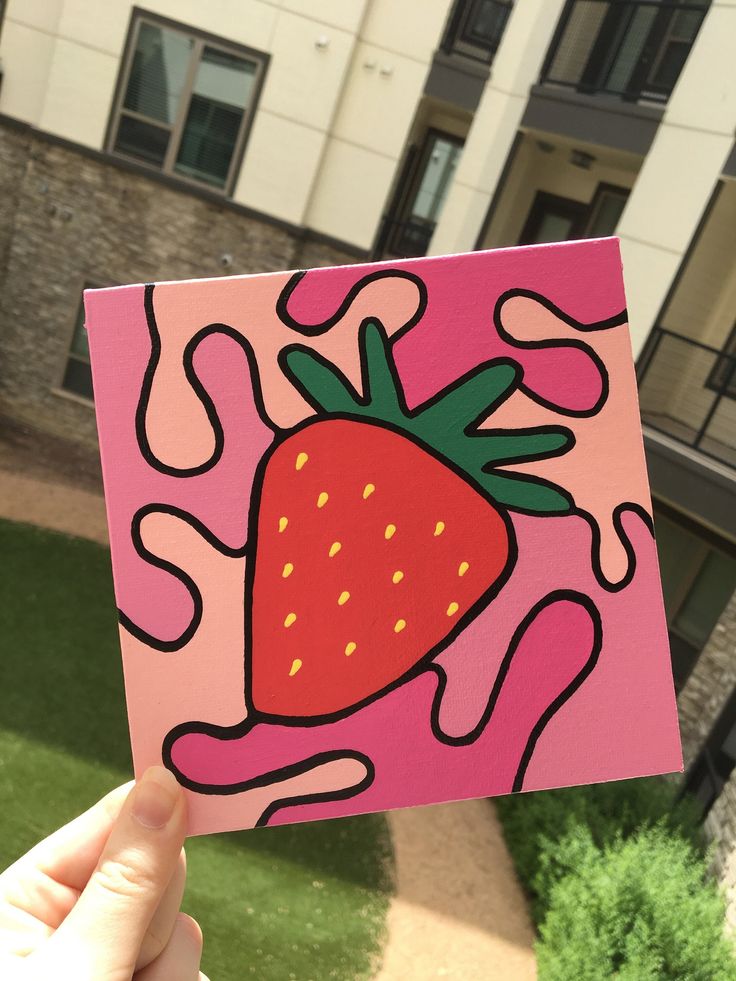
[616,0,736,354]
[0,0,452,246]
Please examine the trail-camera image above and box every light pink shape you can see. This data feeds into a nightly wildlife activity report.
[120,510,368,835]
[487,294,652,583]
[149,271,423,468]
[86,288,272,642]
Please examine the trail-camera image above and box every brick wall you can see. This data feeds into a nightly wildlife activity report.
[0,121,357,448]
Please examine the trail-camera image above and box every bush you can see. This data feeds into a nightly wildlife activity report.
[495,777,702,915]
[536,827,736,981]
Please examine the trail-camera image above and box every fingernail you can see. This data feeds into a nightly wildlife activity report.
[132,766,180,829]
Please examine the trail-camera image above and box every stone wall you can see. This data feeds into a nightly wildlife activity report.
[705,770,736,933]
[677,589,736,769]
[676,588,736,929]
[0,121,358,448]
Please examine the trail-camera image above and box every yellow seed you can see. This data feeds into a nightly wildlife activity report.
[363,483,375,499]
[458,561,469,577]
[279,516,288,533]
[385,523,396,540]
[284,612,297,628]
[282,562,294,579]
[447,601,459,616]
[289,658,302,676]
[329,541,342,558]
[317,491,329,508]
[434,521,445,537]
[295,452,308,471]
[338,590,350,606]
[345,641,357,657]
[394,618,406,633]
[392,570,404,584]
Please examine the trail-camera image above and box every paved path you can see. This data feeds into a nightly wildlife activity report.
[0,433,537,980]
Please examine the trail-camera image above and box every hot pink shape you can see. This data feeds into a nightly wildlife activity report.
[168,595,600,826]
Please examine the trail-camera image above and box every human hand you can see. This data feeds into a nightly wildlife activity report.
[0,766,208,980]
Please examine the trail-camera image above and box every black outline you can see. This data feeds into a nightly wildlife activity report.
[135,285,276,478]
[494,288,626,418]
[575,501,654,594]
[118,503,249,653]
[428,589,603,791]
[275,268,428,339]
[161,719,375,826]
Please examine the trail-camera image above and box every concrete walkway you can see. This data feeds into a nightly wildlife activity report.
[0,424,537,980]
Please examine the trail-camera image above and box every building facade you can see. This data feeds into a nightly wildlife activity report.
[1,0,735,908]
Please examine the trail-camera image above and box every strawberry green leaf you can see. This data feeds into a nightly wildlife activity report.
[361,320,402,416]
[282,315,577,515]
[478,470,575,514]
[284,348,361,415]
[414,360,520,435]
[473,428,573,465]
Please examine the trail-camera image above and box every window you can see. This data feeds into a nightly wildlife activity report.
[706,323,736,399]
[654,508,736,690]
[109,12,267,193]
[377,130,464,259]
[61,294,93,401]
[518,183,628,245]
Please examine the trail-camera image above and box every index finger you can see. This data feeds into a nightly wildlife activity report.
[15,782,133,892]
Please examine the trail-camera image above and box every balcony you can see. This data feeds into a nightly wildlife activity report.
[540,0,709,104]
[637,328,736,470]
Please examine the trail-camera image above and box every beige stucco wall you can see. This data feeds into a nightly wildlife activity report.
[429,0,568,256]
[0,0,451,242]
[616,0,736,355]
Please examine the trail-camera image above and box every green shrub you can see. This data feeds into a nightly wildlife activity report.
[496,777,702,915]
[536,827,736,981]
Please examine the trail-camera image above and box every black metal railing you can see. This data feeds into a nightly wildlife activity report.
[540,0,709,103]
[440,0,513,65]
[373,215,437,260]
[637,327,736,469]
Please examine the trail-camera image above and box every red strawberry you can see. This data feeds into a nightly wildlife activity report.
[246,320,574,722]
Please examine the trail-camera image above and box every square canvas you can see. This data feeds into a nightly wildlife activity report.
[85,237,682,836]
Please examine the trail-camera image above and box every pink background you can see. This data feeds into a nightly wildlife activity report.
[85,238,682,835]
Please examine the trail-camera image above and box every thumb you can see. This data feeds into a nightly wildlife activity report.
[43,766,187,981]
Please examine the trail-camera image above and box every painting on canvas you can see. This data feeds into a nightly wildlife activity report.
[85,237,682,835]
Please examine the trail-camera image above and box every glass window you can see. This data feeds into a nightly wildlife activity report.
[61,297,94,401]
[111,14,266,193]
[585,187,628,237]
[411,136,462,224]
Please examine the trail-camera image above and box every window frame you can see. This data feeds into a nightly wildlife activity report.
[55,281,104,406]
[517,182,629,246]
[105,8,269,197]
[653,501,736,691]
[705,322,736,400]
[380,127,465,259]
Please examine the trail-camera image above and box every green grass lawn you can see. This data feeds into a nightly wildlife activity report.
[0,518,393,980]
